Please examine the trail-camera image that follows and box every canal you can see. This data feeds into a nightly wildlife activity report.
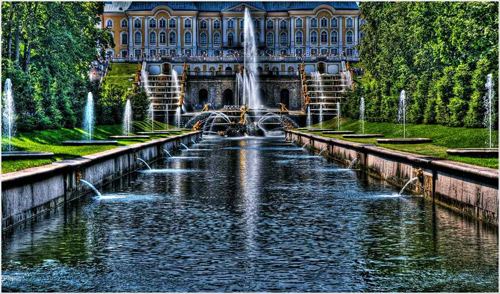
[2,136,498,292]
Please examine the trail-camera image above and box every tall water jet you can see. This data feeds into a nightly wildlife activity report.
[306,106,312,127]
[398,90,406,138]
[141,61,150,95]
[484,74,495,148]
[337,102,341,131]
[242,7,261,109]
[123,99,133,135]
[2,79,15,151]
[312,72,324,124]
[84,92,95,141]
[360,97,365,134]
[172,69,182,128]
[148,103,154,132]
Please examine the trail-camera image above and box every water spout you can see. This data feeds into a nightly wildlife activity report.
[2,78,15,151]
[180,143,189,150]
[84,92,95,141]
[398,90,406,138]
[484,74,495,148]
[399,177,419,195]
[191,139,197,145]
[242,8,261,109]
[337,102,341,131]
[123,99,133,135]
[348,157,359,169]
[163,149,172,157]
[80,179,102,197]
[318,148,328,157]
[360,97,365,134]
[136,158,152,170]
[302,142,309,148]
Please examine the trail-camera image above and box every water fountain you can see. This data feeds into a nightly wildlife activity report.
[348,155,360,169]
[163,149,172,157]
[446,73,499,158]
[302,142,309,148]
[191,139,197,145]
[376,90,431,144]
[337,102,341,131]
[399,177,419,195]
[2,78,55,159]
[312,72,324,125]
[136,158,152,170]
[317,148,328,157]
[180,143,189,151]
[63,92,118,145]
[80,179,102,197]
[109,99,150,140]
[242,7,261,110]
[360,97,365,134]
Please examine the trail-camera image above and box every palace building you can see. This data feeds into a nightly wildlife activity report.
[101,2,362,58]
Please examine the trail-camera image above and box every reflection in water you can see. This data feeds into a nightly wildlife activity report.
[1,136,498,292]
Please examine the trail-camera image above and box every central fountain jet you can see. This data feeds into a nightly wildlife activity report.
[242,7,261,109]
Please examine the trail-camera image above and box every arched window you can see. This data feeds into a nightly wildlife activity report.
[267,19,273,29]
[200,33,207,45]
[254,19,260,29]
[149,18,156,28]
[311,18,317,28]
[160,32,166,44]
[228,19,234,29]
[185,19,192,28]
[296,31,303,44]
[199,89,208,104]
[169,18,176,28]
[321,18,328,28]
[347,18,353,28]
[295,18,303,28]
[214,20,221,29]
[121,32,128,45]
[280,20,287,29]
[321,31,328,43]
[106,19,113,28]
[185,31,192,43]
[240,32,244,43]
[331,31,338,43]
[280,32,287,45]
[311,31,318,43]
[346,31,353,43]
[240,20,244,29]
[149,32,156,44]
[213,32,220,45]
[134,19,141,28]
[332,18,338,28]
[266,32,274,45]
[134,31,141,44]
[255,32,260,43]
[169,32,176,44]
[159,18,166,28]
[228,32,234,46]
[200,20,207,29]
[121,19,127,27]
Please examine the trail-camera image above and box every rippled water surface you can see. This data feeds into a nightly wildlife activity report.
[2,136,498,292]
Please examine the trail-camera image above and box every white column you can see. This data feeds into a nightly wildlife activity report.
[223,18,227,44]
[354,16,358,45]
[177,16,181,52]
[305,16,310,54]
[338,16,343,54]
[208,19,212,55]
[274,18,279,52]
[290,16,294,53]
[144,16,148,56]
[260,18,264,44]
[128,16,133,56]
[235,18,238,47]
[193,16,197,55]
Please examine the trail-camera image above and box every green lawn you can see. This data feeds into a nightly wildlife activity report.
[2,121,188,174]
[102,63,138,92]
[306,118,499,169]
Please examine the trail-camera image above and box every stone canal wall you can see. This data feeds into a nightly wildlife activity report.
[286,130,499,226]
[2,132,202,231]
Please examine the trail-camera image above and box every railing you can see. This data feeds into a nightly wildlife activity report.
[187,70,298,76]
[110,54,359,63]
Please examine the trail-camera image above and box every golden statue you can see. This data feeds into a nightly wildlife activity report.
[277,103,288,112]
[201,103,210,112]
[183,62,187,71]
[192,120,203,131]
[138,62,142,71]
[239,104,249,125]
[179,93,184,106]
[305,96,311,108]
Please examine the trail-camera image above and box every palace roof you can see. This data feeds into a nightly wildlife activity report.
[104,1,359,13]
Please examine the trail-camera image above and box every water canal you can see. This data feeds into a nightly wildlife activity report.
[2,136,498,292]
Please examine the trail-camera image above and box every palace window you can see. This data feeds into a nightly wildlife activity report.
[255,32,260,43]
[121,32,128,45]
[321,49,328,55]
[150,49,156,56]
[296,48,303,55]
[185,49,191,56]
[149,32,156,44]
[214,32,221,45]
[159,18,166,28]
[280,20,287,29]
[149,18,156,28]
[254,19,260,29]
[346,48,353,56]
[240,20,244,29]
[295,18,302,28]
[121,50,128,58]
[346,31,353,43]
[134,31,141,44]
[267,32,273,45]
[200,20,207,29]
[321,18,328,28]
[121,19,127,27]
[321,31,328,43]
[185,31,192,44]
[295,31,303,44]
[170,49,176,55]
[331,18,338,28]
[169,32,176,44]
[160,49,166,56]
[311,31,318,43]
[106,19,113,28]
[331,31,338,43]
[280,32,287,45]
[134,49,141,58]
[228,33,234,46]
[228,19,234,29]
[185,19,192,28]
[159,32,166,44]
[214,20,221,29]
[311,18,317,28]
[267,19,273,29]
[331,48,338,55]
[240,32,244,43]
[346,18,353,28]
[169,19,176,28]
[311,49,317,55]
[200,33,207,46]
[134,19,141,28]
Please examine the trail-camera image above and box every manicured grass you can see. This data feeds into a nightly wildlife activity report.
[305,118,499,169]
[1,121,188,174]
[103,63,138,92]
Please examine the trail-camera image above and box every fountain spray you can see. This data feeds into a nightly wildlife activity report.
[2,79,15,151]
[398,90,406,138]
